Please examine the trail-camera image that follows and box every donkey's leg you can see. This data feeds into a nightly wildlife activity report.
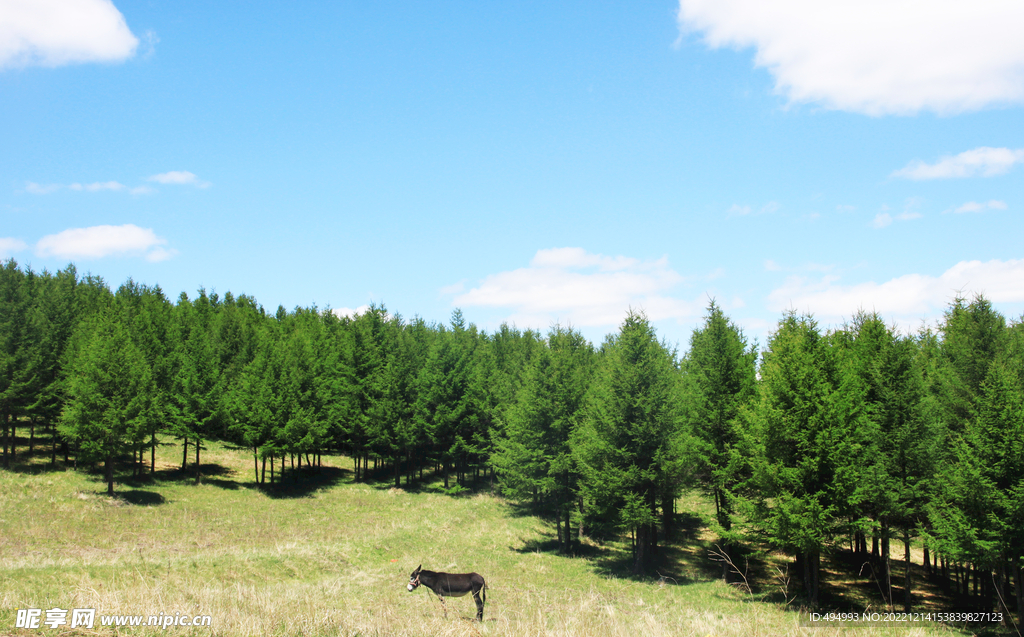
[437,594,447,618]
[473,589,484,621]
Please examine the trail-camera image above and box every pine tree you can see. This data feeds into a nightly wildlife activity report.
[682,300,756,543]
[59,310,157,495]
[574,310,687,573]
[493,325,594,552]
[744,311,868,608]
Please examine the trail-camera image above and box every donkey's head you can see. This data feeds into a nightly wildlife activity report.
[407,565,422,592]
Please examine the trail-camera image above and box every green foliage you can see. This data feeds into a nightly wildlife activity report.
[58,309,158,495]
[682,300,757,536]
[743,311,871,606]
[5,259,1024,620]
[574,310,688,573]
[493,325,594,552]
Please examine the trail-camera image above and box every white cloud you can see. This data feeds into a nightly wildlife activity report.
[0,0,139,69]
[677,0,1024,115]
[873,200,923,228]
[728,201,779,216]
[69,181,125,192]
[25,181,61,194]
[872,213,893,229]
[0,237,27,258]
[144,246,177,262]
[35,224,172,261]
[767,258,1024,328]
[949,200,1008,214]
[147,171,211,188]
[892,147,1024,180]
[25,179,156,194]
[331,305,372,320]
[451,248,703,330]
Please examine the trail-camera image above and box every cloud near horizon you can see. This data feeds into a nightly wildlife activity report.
[147,171,211,188]
[22,172,206,195]
[677,0,1024,115]
[451,247,704,330]
[892,147,1024,180]
[35,224,176,262]
[0,237,28,258]
[767,258,1024,329]
[0,0,139,69]
[949,200,1008,214]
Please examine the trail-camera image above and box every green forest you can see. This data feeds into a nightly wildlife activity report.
[1,259,1022,626]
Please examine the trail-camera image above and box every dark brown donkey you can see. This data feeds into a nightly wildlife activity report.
[407,565,487,621]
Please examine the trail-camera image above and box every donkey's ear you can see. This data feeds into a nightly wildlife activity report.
[414,564,421,573]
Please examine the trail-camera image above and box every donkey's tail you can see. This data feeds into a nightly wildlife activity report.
[482,582,487,604]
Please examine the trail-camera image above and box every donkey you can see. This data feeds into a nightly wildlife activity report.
[407,564,487,621]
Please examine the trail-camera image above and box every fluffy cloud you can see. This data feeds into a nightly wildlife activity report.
[677,0,1024,115]
[0,237,27,258]
[35,224,174,261]
[23,176,184,195]
[69,181,125,192]
[24,182,61,194]
[872,211,922,229]
[892,147,1024,180]
[451,248,703,330]
[147,171,211,188]
[331,305,372,320]
[767,258,1024,328]
[0,0,139,69]
[949,200,1008,214]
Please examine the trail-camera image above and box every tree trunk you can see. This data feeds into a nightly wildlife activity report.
[195,438,201,484]
[903,532,912,612]
[882,523,892,609]
[996,557,1012,627]
[1014,558,1023,631]
[105,453,115,496]
[3,413,10,469]
[181,436,188,471]
[254,447,259,484]
[801,551,814,609]
[564,505,571,554]
[632,524,648,575]
[662,490,675,542]
[151,434,156,475]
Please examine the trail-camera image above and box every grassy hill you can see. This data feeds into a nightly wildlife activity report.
[0,437,989,636]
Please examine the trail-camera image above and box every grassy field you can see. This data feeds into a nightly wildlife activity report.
[0,435,1004,636]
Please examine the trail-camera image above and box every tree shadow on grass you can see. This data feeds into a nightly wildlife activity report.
[117,489,166,506]
[255,465,348,499]
[113,462,244,493]
[363,463,498,496]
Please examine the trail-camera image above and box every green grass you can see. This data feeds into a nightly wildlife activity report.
[0,436,994,636]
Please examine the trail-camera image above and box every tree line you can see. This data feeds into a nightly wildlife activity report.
[0,260,1021,622]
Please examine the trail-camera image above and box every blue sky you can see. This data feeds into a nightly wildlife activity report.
[3,0,1024,349]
